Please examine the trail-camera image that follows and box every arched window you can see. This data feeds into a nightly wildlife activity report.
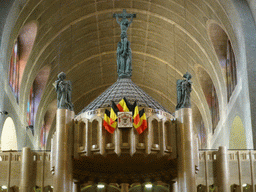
[197,67,220,133]
[229,116,246,149]
[9,21,37,102]
[1,117,18,151]
[27,85,35,126]
[198,120,206,148]
[209,23,237,102]
[40,100,57,149]
[192,105,207,149]
[9,40,20,101]
[27,66,51,129]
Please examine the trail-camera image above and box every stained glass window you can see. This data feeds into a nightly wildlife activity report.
[9,40,20,101]
[211,85,219,133]
[198,120,206,148]
[40,124,46,149]
[226,40,237,102]
[27,85,35,126]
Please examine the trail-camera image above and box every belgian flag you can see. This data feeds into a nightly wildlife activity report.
[117,98,130,112]
[133,104,147,134]
[103,109,116,133]
[103,101,119,133]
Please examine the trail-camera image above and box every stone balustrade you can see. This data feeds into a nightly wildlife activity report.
[0,150,52,191]
[0,148,256,191]
[196,148,256,191]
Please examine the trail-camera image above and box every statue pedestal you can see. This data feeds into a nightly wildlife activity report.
[175,108,196,192]
[54,109,74,192]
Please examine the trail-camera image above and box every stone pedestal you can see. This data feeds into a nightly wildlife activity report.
[19,147,33,192]
[175,108,196,192]
[54,109,74,192]
[217,146,229,192]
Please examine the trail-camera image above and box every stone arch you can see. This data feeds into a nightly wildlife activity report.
[78,120,86,150]
[42,100,57,149]
[192,104,207,149]
[148,115,161,151]
[27,65,51,128]
[162,119,176,155]
[208,21,237,103]
[196,66,220,134]
[8,21,38,101]
[89,116,102,152]
[229,115,246,149]
[91,119,99,148]
[1,117,18,151]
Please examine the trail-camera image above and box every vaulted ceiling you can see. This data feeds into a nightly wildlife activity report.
[4,0,238,138]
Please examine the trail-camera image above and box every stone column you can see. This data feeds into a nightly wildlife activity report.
[73,180,81,192]
[217,146,229,192]
[175,108,196,192]
[121,183,129,192]
[171,181,178,192]
[54,109,74,192]
[20,147,33,192]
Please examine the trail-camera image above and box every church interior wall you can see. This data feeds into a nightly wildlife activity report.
[247,0,256,25]
[0,0,15,46]
[205,0,255,149]
[227,0,256,148]
[211,89,253,149]
[0,0,255,152]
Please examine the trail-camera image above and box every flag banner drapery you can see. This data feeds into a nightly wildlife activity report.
[103,97,147,134]
[103,109,116,133]
[133,104,147,134]
[117,98,130,112]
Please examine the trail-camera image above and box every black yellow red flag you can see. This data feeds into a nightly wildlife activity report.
[133,105,147,134]
[110,101,118,125]
[117,98,129,112]
[103,109,116,133]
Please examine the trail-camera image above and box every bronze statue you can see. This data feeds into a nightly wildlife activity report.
[114,9,136,78]
[114,9,135,39]
[55,72,74,111]
[176,72,192,110]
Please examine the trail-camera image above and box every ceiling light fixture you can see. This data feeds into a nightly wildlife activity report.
[2,186,7,189]
[97,184,105,189]
[145,183,153,189]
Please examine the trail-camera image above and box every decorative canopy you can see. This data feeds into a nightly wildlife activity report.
[78,78,169,114]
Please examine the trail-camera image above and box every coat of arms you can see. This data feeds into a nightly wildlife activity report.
[117,112,133,128]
